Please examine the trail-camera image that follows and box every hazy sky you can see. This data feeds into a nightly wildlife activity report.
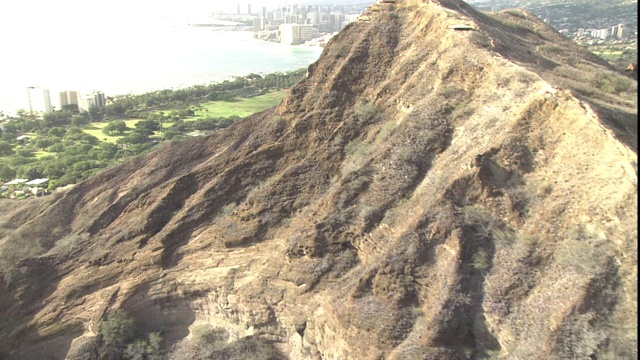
[0,0,344,22]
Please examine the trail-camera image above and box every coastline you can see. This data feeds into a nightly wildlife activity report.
[0,29,323,116]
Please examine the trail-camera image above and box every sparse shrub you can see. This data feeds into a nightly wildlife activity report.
[359,205,377,222]
[337,174,370,208]
[169,333,284,360]
[436,83,463,98]
[354,99,380,124]
[67,336,100,360]
[191,324,229,347]
[471,249,491,271]
[344,138,362,156]
[593,72,634,94]
[341,140,373,176]
[100,310,138,348]
[396,146,414,163]
[539,44,565,55]
[462,204,496,237]
[66,310,165,360]
[124,332,164,360]
[313,256,333,278]
[554,234,604,275]
[503,9,527,19]
[375,120,398,143]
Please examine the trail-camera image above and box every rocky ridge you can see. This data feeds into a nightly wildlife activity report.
[0,0,637,359]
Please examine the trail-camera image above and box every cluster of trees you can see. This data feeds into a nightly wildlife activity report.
[67,310,164,360]
[163,116,238,140]
[67,310,284,360]
[0,123,154,187]
[0,68,306,191]
[1,110,99,135]
[104,69,306,118]
[0,107,160,187]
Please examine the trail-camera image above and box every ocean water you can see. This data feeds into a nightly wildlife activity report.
[0,5,324,114]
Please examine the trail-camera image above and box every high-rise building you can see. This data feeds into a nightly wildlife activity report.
[78,91,106,112]
[307,12,320,25]
[270,19,284,27]
[59,90,79,110]
[262,7,267,19]
[617,24,625,38]
[285,13,298,24]
[95,91,105,109]
[237,4,241,14]
[253,17,264,32]
[248,4,251,15]
[43,89,52,113]
[279,24,315,45]
[331,13,345,32]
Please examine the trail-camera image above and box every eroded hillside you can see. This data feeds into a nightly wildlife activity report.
[0,0,637,359]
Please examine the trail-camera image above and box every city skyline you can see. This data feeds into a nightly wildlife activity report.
[18,88,106,115]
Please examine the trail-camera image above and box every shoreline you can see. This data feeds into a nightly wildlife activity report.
[0,30,323,116]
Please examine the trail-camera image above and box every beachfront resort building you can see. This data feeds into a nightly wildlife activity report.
[279,24,316,45]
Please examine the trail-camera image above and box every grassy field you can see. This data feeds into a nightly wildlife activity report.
[82,119,148,143]
[77,92,285,143]
[82,124,121,143]
[589,44,637,70]
[190,91,285,119]
[34,151,55,159]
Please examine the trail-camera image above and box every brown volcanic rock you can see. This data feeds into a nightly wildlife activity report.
[0,0,637,359]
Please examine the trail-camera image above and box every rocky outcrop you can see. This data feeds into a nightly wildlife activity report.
[0,0,636,359]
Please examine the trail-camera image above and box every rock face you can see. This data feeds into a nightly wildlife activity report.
[0,0,637,359]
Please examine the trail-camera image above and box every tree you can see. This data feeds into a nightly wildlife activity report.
[136,119,161,132]
[162,130,179,140]
[0,164,16,181]
[0,141,14,156]
[100,310,137,347]
[48,127,67,138]
[2,123,19,134]
[97,143,119,160]
[36,138,56,149]
[105,103,126,117]
[117,132,148,145]
[15,149,34,158]
[80,134,99,145]
[43,111,72,127]
[44,162,65,179]
[1,133,16,143]
[62,104,79,113]
[103,120,128,135]
[47,143,66,153]
[71,114,89,127]
[20,165,44,179]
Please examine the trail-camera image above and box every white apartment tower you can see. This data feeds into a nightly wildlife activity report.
[78,91,106,112]
[617,24,625,38]
[43,89,52,113]
[279,24,315,45]
[59,90,79,110]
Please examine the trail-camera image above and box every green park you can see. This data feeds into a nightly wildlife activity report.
[0,70,303,196]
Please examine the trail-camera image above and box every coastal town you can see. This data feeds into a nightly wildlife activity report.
[219,2,371,45]
[229,0,636,65]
